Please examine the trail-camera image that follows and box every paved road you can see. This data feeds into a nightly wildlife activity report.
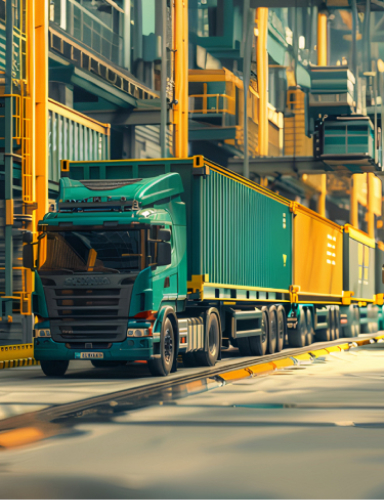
[0,341,383,498]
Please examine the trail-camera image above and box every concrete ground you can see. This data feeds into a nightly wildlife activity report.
[0,342,383,498]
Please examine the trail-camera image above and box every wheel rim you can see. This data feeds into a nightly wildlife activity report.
[209,324,217,355]
[164,327,173,363]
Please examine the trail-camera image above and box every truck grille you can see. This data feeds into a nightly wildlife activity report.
[41,274,134,343]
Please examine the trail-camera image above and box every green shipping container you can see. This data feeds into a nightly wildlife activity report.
[65,157,293,295]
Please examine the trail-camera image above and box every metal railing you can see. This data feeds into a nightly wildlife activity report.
[189,93,235,115]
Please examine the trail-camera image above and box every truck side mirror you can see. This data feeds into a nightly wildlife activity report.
[158,229,171,242]
[23,244,35,270]
[157,242,171,266]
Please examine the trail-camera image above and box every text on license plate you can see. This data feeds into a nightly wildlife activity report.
[75,352,104,359]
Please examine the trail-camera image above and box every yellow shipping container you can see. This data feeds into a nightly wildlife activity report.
[292,205,343,300]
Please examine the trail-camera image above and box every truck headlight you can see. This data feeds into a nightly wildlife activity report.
[127,328,151,337]
[35,329,51,338]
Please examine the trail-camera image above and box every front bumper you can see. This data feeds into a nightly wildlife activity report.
[34,337,157,361]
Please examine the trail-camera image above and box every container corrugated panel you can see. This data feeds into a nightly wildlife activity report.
[375,244,384,295]
[343,227,375,301]
[0,211,24,293]
[48,110,109,187]
[293,206,343,297]
[194,168,292,290]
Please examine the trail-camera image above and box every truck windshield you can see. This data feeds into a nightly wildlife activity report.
[38,229,145,274]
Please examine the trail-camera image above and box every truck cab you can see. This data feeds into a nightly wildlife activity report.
[27,174,189,376]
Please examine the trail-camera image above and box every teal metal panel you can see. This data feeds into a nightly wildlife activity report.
[48,110,109,185]
[323,119,374,157]
[194,170,292,289]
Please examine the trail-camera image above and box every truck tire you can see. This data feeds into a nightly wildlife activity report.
[40,360,69,377]
[306,308,314,346]
[267,305,277,355]
[249,308,268,356]
[148,317,175,376]
[276,305,286,352]
[237,309,268,357]
[333,307,340,339]
[316,308,332,342]
[195,312,220,366]
[342,305,359,338]
[288,310,307,348]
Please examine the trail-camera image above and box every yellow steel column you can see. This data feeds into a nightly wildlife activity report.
[256,8,268,157]
[317,175,327,217]
[35,0,48,222]
[24,0,36,304]
[317,12,328,66]
[350,175,359,227]
[367,172,376,238]
[174,0,188,158]
[317,12,328,216]
[26,0,35,206]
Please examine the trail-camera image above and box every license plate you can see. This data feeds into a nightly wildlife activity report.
[75,352,104,359]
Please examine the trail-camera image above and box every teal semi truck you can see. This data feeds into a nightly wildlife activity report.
[23,157,382,377]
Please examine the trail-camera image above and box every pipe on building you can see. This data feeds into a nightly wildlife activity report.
[174,0,188,158]
[257,7,269,157]
[35,0,49,222]
[160,0,167,157]
[317,11,328,217]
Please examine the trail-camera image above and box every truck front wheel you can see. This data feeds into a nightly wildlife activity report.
[195,312,220,366]
[40,360,69,377]
[148,318,175,376]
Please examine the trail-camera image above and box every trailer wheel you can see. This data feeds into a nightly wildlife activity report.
[40,360,69,377]
[148,317,175,376]
[195,312,220,366]
[333,307,340,339]
[316,308,332,342]
[276,305,286,352]
[288,310,307,348]
[249,308,268,356]
[306,308,314,346]
[267,305,277,355]
[354,306,361,336]
[342,305,359,337]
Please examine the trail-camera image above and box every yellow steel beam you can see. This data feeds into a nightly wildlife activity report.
[256,8,269,156]
[350,175,359,227]
[317,173,327,217]
[317,12,328,216]
[174,0,189,158]
[35,0,48,223]
[317,12,328,66]
[367,172,376,238]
